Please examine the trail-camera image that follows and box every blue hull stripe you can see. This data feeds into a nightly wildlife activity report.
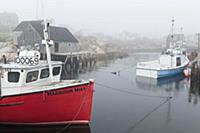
[158,65,186,78]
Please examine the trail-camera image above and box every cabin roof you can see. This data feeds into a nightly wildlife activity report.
[0,61,63,70]
[14,20,79,43]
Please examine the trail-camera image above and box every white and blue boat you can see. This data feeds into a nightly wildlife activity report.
[136,19,189,78]
[136,47,189,78]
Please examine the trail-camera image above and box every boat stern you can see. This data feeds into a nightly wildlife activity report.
[136,68,158,78]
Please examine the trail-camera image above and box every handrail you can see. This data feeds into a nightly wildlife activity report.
[0,72,1,98]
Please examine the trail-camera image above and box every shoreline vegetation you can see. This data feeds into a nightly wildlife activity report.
[0,27,198,62]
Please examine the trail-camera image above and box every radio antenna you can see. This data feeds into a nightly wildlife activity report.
[41,0,54,82]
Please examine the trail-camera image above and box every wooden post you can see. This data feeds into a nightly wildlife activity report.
[198,33,200,53]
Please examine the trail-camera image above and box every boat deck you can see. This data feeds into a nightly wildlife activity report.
[137,60,162,70]
[2,79,94,97]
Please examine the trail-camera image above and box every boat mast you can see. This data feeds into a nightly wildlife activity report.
[40,0,54,82]
[43,21,54,83]
[170,18,175,68]
[180,27,183,47]
[171,18,175,48]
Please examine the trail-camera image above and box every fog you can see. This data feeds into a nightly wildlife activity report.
[1,0,200,38]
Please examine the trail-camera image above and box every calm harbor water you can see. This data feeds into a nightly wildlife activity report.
[80,52,200,133]
[1,52,200,133]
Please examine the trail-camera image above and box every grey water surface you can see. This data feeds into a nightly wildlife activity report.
[79,52,199,133]
[1,52,199,133]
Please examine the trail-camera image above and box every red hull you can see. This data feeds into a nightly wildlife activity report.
[0,81,94,125]
[0,124,91,133]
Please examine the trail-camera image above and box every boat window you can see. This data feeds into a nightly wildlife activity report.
[8,72,20,83]
[26,71,39,83]
[53,67,61,76]
[40,68,49,79]
[176,57,181,66]
[166,51,170,55]
[55,42,59,52]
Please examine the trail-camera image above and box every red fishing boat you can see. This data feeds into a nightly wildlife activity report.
[0,22,94,125]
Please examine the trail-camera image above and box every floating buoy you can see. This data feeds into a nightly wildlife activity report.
[184,68,191,77]
[188,62,192,67]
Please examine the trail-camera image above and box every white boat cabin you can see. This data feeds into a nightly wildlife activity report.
[0,22,93,98]
[0,50,63,97]
[136,48,189,71]
[136,47,189,78]
[159,48,187,69]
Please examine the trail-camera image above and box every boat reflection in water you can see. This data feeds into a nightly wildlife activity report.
[189,78,200,105]
[135,74,186,124]
[0,124,91,133]
[136,73,185,91]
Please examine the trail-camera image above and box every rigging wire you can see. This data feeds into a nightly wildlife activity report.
[40,0,46,22]
[36,0,39,19]
[125,96,172,133]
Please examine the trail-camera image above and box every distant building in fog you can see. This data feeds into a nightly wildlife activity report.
[13,20,80,55]
[0,12,18,30]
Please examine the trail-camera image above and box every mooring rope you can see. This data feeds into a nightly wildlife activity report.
[55,84,90,133]
[95,82,167,99]
[125,96,172,133]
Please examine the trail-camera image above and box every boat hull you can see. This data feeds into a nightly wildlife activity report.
[0,81,94,125]
[158,65,186,78]
[0,124,91,133]
[136,65,187,78]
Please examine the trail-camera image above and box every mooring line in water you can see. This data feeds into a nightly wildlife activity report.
[125,96,172,133]
[96,82,168,99]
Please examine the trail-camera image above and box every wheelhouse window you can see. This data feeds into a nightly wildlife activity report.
[55,42,59,52]
[40,68,49,79]
[8,72,20,82]
[53,67,61,76]
[26,71,39,83]
[176,57,181,66]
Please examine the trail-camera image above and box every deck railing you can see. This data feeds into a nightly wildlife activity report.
[0,68,2,98]
[0,73,1,98]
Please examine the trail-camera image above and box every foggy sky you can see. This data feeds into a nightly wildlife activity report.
[1,0,200,38]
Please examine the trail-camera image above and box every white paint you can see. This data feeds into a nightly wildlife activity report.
[136,69,158,78]
[136,47,189,78]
